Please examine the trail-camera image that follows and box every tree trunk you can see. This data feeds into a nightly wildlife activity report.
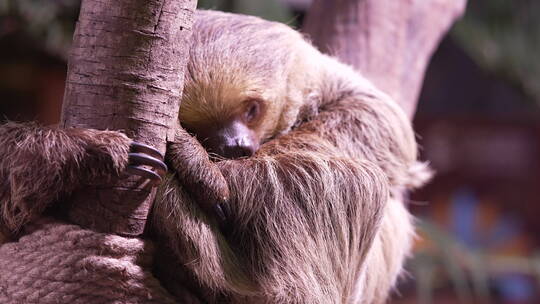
[303,0,467,118]
[61,0,197,236]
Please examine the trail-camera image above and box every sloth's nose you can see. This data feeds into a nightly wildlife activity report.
[199,122,259,159]
[203,136,254,159]
[220,137,257,159]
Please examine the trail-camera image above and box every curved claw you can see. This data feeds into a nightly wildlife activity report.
[126,165,162,183]
[214,203,231,224]
[130,142,165,160]
[214,204,226,223]
[128,152,168,176]
[126,142,167,184]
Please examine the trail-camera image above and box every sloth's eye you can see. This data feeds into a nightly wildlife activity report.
[245,101,260,122]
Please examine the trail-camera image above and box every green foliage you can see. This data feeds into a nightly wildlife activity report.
[452,0,540,104]
[412,219,538,303]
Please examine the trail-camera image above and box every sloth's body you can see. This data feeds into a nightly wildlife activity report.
[0,10,428,304]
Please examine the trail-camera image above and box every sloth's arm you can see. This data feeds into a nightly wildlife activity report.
[156,147,389,302]
[215,69,413,236]
[152,64,418,301]
[262,76,416,189]
[192,73,411,299]
[166,127,230,219]
[0,122,132,232]
[154,87,410,301]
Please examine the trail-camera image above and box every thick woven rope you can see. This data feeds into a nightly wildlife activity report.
[0,218,179,304]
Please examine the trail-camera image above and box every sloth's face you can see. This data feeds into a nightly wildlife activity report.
[181,97,265,159]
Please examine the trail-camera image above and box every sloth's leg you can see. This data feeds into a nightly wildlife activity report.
[0,122,166,234]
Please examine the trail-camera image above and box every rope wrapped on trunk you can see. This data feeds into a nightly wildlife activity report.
[0,218,184,304]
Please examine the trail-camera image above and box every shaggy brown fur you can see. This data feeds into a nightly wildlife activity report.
[0,122,131,234]
[0,10,430,304]
[158,11,429,303]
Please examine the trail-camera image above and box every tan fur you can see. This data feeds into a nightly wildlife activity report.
[152,10,430,304]
[0,10,430,304]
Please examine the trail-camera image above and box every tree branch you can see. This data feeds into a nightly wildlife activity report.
[303,0,467,117]
[61,0,197,236]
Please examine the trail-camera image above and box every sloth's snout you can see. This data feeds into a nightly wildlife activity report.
[220,136,257,159]
[198,121,259,159]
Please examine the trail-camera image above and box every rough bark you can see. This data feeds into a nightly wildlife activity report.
[61,0,197,236]
[303,0,467,118]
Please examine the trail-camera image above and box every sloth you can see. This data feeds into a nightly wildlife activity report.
[0,10,430,304]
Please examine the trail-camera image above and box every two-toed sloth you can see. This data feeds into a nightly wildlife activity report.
[0,10,430,304]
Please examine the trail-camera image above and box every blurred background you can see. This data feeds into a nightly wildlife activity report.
[0,0,538,303]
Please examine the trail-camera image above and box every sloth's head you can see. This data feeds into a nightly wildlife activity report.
[178,10,306,159]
